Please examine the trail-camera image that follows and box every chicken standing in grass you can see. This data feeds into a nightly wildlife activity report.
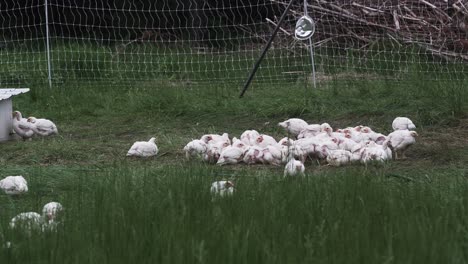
[12,111,34,140]
[27,117,58,136]
[0,175,28,195]
[387,130,418,159]
[126,137,158,157]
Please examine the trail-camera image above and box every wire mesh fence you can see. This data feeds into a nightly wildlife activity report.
[0,0,467,89]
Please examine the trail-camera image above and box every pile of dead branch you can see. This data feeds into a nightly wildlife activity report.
[269,0,468,61]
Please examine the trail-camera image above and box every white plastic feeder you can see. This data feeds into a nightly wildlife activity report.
[0,88,30,142]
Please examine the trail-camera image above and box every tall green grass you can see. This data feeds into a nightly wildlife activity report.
[0,165,467,263]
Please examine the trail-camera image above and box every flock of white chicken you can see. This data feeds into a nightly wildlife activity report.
[11,111,58,140]
[180,117,418,177]
[0,175,62,240]
[126,117,418,196]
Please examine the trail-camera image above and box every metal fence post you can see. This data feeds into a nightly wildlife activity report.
[44,0,52,88]
[304,0,317,89]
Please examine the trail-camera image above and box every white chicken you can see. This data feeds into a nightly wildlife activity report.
[260,145,282,166]
[278,118,308,137]
[9,212,42,230]
[12,111,34,140]
[278,137,294,147]
[9,202,63,232]
[210,181,234,197]
[297,124,322,139]
[360,126,374,134]
[203,141,229,163]
[392,117,416,131]
[183,139,208,159]
[360,141,390,163]
[320,123,333,134]
[279,140,306,164]
[243,146,264,165]
[254,134,277,148]
[365,132,387,145]
[126,137,158,157]
[42,202,63,225]
[27,117,58,136]
[232,137,248,151]
[326,149,353,166]
[334,137,358,152]
[0,175,28,195]
[200,133,230,145]
[387,130,418,159]
[294,137,323,159]
[284,158,305,177]
[217,146,244,165]
[240,130,260,146]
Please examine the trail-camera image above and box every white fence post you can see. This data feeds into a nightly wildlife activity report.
[44,0,52,88]
[304,0,317,89]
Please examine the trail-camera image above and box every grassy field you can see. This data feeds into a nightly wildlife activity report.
[1,61,468,263]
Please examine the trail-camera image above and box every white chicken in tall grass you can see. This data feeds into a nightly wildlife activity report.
[210,181,234,197]
[284,158,305,177]
[9,212,42,231]
[0,175,28,195]
[9,202,63,232]
[42,202,64,225]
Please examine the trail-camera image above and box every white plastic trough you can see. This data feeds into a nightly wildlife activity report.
[0,88,30,142]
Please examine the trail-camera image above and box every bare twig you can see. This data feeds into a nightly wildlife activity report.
[266,18,292,36]
[419,0,437,9]
[393,10,401,31]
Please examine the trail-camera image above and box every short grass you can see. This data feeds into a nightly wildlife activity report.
[1,47,468,263]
